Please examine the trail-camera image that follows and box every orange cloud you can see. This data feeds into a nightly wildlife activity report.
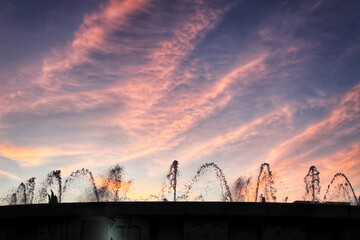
[0,143,87,167]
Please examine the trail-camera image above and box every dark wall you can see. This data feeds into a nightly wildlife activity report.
[0,202,359,240]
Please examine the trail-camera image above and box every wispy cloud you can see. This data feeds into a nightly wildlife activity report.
[269,82,360,164]
[0,169,21,181]
[178,103,292,163]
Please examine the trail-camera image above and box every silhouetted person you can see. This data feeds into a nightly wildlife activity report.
[260,194,266,203]
[48,190,58,204]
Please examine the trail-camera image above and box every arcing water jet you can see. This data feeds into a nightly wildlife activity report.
[324,173,358,205]
[184,162,232,202]
[63,168,99,202]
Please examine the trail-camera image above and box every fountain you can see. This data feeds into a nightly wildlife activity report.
[183,163,232,202]
[97,164,133,202]
[5,177,36,205]
[234,176,252,202]
[161,160,179,201]
[25,177,36,204]
[254,163,276,202]
[11,182,25,205]
[324,173,358,205]
[63,168,99,202]
[234,163,288,203]
[304,166,320,202]
[0,160,359,205]
[1,162,359,240]
[167,160,179,202]
[1,165,135,204]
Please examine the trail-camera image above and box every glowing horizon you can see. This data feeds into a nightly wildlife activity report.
[1,0,360,202]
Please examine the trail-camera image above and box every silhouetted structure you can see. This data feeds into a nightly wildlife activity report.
[1,202,360,239]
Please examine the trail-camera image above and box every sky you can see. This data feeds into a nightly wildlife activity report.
[0,0,360,202]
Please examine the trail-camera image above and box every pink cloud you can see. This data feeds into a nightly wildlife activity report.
[269,82,360,163]
[3,0,231,118]
[36,0,148,91]
[0,0,148,118]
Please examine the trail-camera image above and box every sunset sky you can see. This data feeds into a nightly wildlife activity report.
[1,0,360,202]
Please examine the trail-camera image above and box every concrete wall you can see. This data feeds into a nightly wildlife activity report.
[0,202,359,240]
